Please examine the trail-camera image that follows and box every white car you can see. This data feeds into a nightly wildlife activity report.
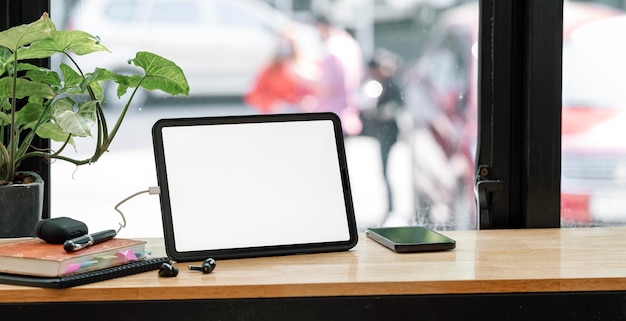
[62,0,321,105]
[323,0,463,28]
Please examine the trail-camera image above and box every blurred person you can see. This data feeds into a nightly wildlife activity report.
[361,48,405,218]
[305,15,364,135]
[244,33,314,114]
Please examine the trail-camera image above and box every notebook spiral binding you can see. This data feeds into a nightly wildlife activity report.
[59,256,172,288]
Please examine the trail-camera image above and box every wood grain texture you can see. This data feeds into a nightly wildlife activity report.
[2,227,626,303]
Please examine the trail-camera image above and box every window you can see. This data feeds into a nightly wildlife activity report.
[401,22,476,230]
[560,1,626,227]
[4,0,566,236]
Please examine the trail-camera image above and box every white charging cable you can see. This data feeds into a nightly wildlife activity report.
[114,186,160,233]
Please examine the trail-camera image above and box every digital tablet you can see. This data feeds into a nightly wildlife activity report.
[152,112,358,261]
[366,226,456,253]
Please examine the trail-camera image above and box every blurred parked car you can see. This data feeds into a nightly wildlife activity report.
[401,0,624,229]
[63,0,322,106]
[322,0,472,28]
[561,15,626,226]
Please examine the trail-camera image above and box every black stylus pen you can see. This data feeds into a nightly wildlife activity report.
[63,229,117,252]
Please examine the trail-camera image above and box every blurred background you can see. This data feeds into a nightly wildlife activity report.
[47,0,626,237]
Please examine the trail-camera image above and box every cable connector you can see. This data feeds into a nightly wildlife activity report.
[149,186,161,195]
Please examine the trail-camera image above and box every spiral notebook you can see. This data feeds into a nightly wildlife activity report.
[0,257,170,289]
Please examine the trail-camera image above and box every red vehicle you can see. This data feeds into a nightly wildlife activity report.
[402,1,624,229]
[561,15,626,226]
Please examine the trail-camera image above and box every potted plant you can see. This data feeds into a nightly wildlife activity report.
[0,13,189,237]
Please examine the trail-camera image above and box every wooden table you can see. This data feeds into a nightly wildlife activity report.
[2,227,626,320]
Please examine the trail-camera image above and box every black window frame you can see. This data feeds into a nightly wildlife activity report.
[476,0,562,228]
[1,0,563,228]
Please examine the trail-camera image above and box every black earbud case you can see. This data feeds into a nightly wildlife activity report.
[35,217,88,244]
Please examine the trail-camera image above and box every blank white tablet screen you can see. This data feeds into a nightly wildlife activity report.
[160,119,351,252]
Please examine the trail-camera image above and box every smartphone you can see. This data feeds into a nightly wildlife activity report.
[365,226,456,253]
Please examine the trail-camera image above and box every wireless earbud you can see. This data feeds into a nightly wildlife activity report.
[158,263,179,277]
[188,258,216,274]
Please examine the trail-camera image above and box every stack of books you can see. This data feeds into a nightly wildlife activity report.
[0,238,169,289]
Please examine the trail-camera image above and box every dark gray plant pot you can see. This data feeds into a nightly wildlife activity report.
[0,171,44,238]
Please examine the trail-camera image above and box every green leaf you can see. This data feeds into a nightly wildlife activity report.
[0,13,55,53]
[87,68,129,100]
[16,62,43,72]
[0,77,55,100]
[127,75,143,88]
[15,101,48,129]
[115,74,137,98]
[0,98,9,111]
[58,63,90,96]
[130,52,190,96]
[0,47,12,76]
[26,67,61,87]
[0,110,10,125]
[35,122,75,147]
[50,97,95,137]
[88,67,126,84]
[60,63,82,88]
[17,30,110,60]
[89,81,105,101]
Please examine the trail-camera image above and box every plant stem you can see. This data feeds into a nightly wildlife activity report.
[7,52,19,181]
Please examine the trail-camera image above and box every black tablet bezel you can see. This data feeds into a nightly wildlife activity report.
[152,112,358,262]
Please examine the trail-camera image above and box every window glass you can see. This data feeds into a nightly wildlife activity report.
[50,0,480,238]
[561,1,626,227]
[103,0,138,23]
[401,20,476,230]
[216,3,265,28]
[50,1,626,234]
[147,1,202,25]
